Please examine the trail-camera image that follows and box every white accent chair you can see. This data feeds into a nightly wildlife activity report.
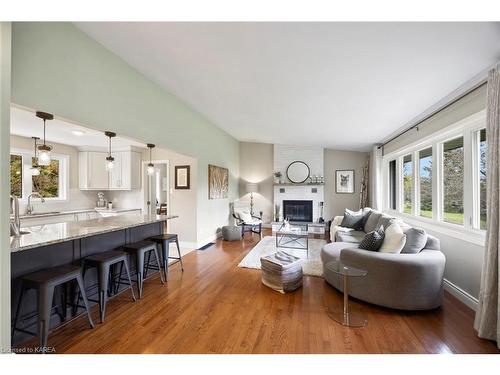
[231,200,262,238]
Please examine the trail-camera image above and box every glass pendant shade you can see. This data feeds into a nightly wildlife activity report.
[147,163,155,175]
[105,156,115,171]
[37,145,52,166]
[30,167,41,176]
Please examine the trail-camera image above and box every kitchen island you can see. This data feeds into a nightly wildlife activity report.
[10,214,178,346]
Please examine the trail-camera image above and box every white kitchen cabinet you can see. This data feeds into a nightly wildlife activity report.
[79,151,109,190]
[80,151,141,190]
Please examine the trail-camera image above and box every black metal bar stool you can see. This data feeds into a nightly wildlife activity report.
[122,240,164,299]
[82,250,136,323]
[149,234,184,280]
[12,264,94,352]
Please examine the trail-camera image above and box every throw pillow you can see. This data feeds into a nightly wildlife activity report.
[364,211,381,233]
[379,223,406,254]
[359,226,385,251]
[237,209,253,224]
[340,209,364,230]
[376,214,395,232]
[401,228,428,254]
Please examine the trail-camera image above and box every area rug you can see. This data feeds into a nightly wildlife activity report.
[238,236,326,277]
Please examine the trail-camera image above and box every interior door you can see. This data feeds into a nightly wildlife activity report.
[145,161,169,215]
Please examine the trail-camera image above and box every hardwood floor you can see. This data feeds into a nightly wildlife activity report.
[16,230,499,354]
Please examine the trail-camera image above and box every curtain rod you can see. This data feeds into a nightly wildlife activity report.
[378,80,488,150]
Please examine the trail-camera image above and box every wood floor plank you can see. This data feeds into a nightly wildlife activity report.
[14,230,499,354]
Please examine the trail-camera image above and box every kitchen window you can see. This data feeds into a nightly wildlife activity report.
[10,149,68,201]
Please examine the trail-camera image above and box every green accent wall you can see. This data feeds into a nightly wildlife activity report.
[11,22,239,245]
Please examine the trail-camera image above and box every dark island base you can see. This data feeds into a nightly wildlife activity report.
[11,221,164,347]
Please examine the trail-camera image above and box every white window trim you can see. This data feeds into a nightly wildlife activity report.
[382,109,486,246]
[10,147,69,202]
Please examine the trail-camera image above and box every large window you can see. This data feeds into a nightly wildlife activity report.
[442,137,464,225]
[32,157,60,198]
[402,154,412,214]
[383,111,487,239]
[9,150,67,201]
[388,160,396,210]
[419,148,432,218]
[10,154,23,198]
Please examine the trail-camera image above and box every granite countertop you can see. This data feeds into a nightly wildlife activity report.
[10,214,178,253]
[12,208,142,220]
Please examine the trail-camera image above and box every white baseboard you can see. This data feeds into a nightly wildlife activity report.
[444,278,478,311]
[196,233,222,249]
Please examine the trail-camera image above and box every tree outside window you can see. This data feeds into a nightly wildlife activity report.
[402,154,412,214]
[419,148,432,218]
[479,129,487,230]
[10,154,23,198]
[32,157,60,198]
[442,137,464,225]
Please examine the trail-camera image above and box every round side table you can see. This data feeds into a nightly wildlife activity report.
[325,261,368,327]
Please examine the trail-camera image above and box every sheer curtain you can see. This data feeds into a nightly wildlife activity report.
[474,66,500,348]
[369,145,383,210]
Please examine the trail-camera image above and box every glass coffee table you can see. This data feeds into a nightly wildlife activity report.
[275,223,309,256]
[325,261,368,327]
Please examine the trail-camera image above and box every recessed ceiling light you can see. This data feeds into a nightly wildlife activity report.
[72,130,85,136]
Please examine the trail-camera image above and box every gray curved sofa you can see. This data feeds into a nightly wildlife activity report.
[321,214,446,310]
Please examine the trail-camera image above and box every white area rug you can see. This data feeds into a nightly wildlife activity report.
[238,236,326,277]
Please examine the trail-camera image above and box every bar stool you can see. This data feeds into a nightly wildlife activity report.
[12,264,94,352]
[149,233,184,280]
[122,240,164,299]
[83,250,136,323]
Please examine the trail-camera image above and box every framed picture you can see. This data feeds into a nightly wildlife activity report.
[335,169,355,194]
[175,165,190,189]
[208,164,229,199]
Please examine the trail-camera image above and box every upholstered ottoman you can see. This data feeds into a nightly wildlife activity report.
[222,225,241,241]
[260,251,303,293]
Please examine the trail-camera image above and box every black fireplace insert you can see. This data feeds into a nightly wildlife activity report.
[283,200,313,222]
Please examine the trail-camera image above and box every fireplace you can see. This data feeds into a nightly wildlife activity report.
[283,200,313,222]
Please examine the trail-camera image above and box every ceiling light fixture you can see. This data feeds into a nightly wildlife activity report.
[72,130,85,136]
[30,136,41,176]
[35,111,54,166]
[105,131,116,171]
[147,143,155,175]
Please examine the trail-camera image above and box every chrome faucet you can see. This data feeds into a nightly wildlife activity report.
[26,192,45,215]
[10,195,21,236]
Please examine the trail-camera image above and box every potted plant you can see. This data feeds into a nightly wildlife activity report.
[274,171,282,184]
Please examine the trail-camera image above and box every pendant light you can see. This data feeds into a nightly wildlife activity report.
[36,111,54,166]
[147,143,155,175]
[105,131,116,171]
[30,137,41,176]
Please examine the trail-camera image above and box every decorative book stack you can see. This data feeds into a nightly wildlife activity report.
[260,251,303,293]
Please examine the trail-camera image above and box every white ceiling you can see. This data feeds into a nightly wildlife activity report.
[10,106,146,150]
[76,22,500,151]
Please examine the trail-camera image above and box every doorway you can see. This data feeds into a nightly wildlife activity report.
[143,160,169,215]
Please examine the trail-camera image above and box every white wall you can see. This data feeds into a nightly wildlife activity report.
[0,21,11,352]
[274,144,324,181]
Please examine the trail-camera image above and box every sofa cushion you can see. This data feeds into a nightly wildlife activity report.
[320,242,359,264]
[359,227,385,251]
[364,211,381,233]
[336,230,366,243]
[340,209,364,230]
[376,214,395,231]
[401,228,428,254]
[425,234,440,250]
[379,223,406,253]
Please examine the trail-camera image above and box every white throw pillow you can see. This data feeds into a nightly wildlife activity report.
[379,223,406,254]
[237,209,254,224]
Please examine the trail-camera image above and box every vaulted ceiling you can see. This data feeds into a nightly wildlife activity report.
[76,22,500,151]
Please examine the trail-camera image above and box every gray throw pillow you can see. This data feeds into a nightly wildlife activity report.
[376,214,395,231]
[340,210,364,230]
[359,226,385,251]
[364,211,381,233]
[401,228,428,254]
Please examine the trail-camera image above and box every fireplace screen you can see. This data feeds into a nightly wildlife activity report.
[283,200,313,222]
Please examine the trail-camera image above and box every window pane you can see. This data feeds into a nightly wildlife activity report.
[10,155,23,198]
[402,154,412,214]
[32,157,60,198]
[442,137,464,225]
[479,129,487,230]
[389,160,396,210]
[419,148,432,218]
